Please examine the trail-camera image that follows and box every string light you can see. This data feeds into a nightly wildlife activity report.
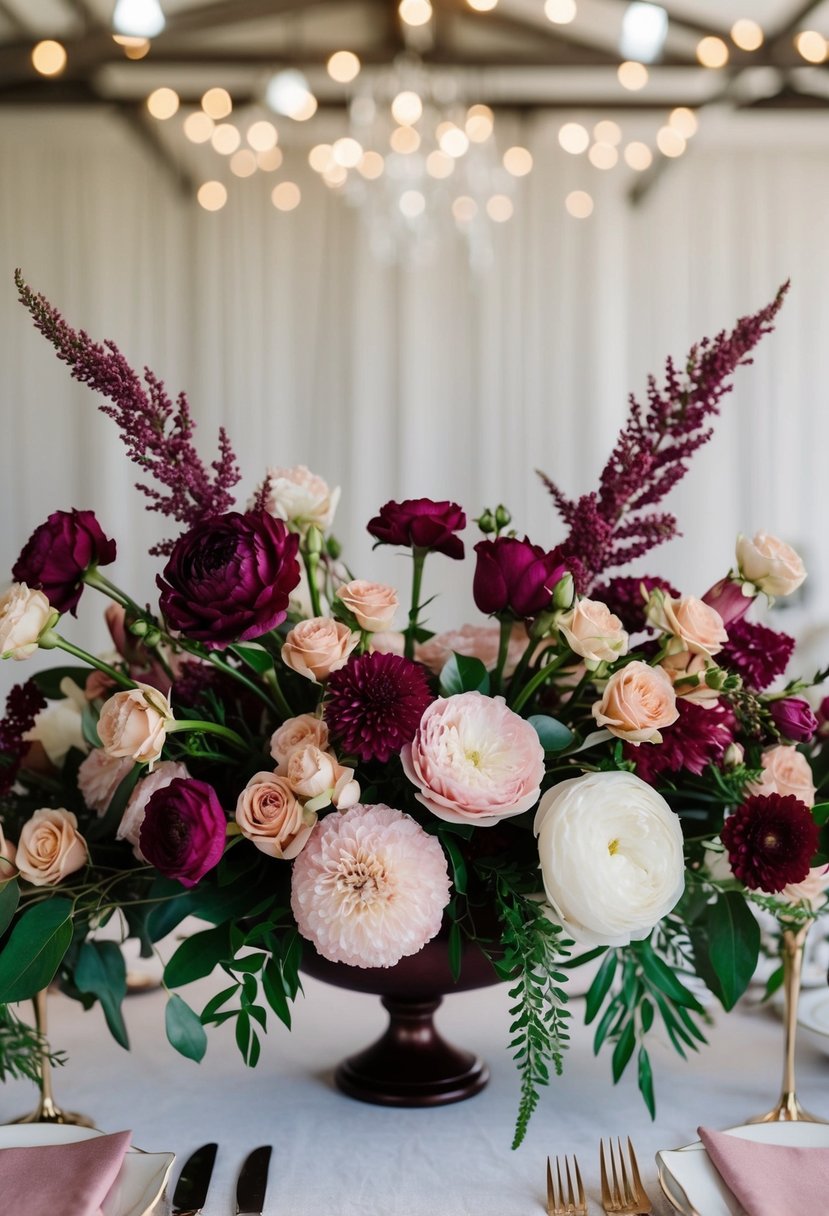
[333,137,363,167]
[390,126,421,153]
[465,104,494,142]
[558,123,589,154]
[112,0,165,38]
[565,190,593,218]
[266,71,317,120]
[230,150,257,178]
[399,0,432,26]
[503,146,533,176]
[31,40,66,76]
[588,142,618,170]
[731,19,763,51]
[795,30,827,63]
[593,120,621,146]
[197,181,227,212]
[544,0,576,24]
[114,36,150,60]
[486,194,514,222]
[669,107,698,138]
[327,51,361,83]
[617,61,649,90]
[426,149,455,178]
[391,91,423,125]
[358,151,385,179]
[256,148,283,171]
[399,190,426,217]
[439,126,470,157]
[656,126,686,157]
[183,112,214,143]
[211,123,241,155]
[452,196,478,222]
[624,141,653,170]
[696,36,729,67]
[146,88,179,120]
[202,88,232,119]
[309,144,335,172]
[247,121,277,152]
[467,0,498,9]
[272,182,301,211]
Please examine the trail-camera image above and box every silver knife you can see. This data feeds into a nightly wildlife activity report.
[171,1142,218,1216]
[235,1145,272,1216]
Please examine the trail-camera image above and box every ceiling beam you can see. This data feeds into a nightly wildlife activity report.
[0,0,28,35]
[161,0,358,36]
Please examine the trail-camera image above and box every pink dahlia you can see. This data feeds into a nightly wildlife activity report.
[325,652,433,763]
[290,803,450,968]
[721,794,819,893]
[626,699,735,783]
[401,691,545,827]
[719,619,794,691]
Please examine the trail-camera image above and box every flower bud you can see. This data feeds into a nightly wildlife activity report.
[129,619,150,637]
[494,504,512,530]
[552,573,575,611]
[476,510,497,536]
[723,742,745,768]
[305,525,323,556]
[325,535,342,560]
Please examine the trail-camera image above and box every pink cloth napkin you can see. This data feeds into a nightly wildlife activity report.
[0,1129,131,1216]
[698,1125,829,1216]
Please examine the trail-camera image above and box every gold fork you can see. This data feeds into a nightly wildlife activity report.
[599,1138,652,1214]
[546,1154,588,1216]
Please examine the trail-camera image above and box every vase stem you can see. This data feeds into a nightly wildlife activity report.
[7,990,94,1127]
[748,920,827,1124]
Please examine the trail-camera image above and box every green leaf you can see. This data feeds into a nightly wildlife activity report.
[165,994,207,1062]
[74,941,129,1050]
[692,890,760,1012]
[637,1046,656,1119]
[439,654,490,697]
[164,923,232,989]
[32,667,91,700]
[0,878,20,938]
[585,951,617,1024]
[527,715,574,753]
[763,963,785,1003]
[440,834,468,896]
[262,960,291,1029]
[80,702,102,749]
[201,983,240,1024]
[811,802,829,826]
[638,942,704,1012]
[611,1019,635,1083]
[229,644,274,676]
[448,921,462,984]
[0,899,73,1002]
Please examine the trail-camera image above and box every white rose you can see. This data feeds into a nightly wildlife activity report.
[735,532,806,598]
[24,678,89,765]
[261,465,340,535]
[0,583,53,660]
[534,770,685,947]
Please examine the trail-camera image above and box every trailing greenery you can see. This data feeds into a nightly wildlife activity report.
[0,1003,64,1084]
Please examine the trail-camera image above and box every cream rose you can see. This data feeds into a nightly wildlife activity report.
[736,532,806,598]
[0,825,17,877]
[534,771,685,947]
[15,808,88,887]
[77,749,134,816]
[335,580,399,633]
[557,598,629,671]
[660,651,721,706]
[97,684,172,769]
[747,745,816,806]
[270,714,330,766]
[236,771,316,859]
[646,591,727,657]
[281,618,358,683]
[262,465,340,535]
[592,661,679,744]
[781,865,829,912]
[0,583,53,660]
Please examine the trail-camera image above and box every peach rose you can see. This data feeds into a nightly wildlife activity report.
[416,624,527,678]
[592,660,679,745]
[270,713,330,766]
[15,808,88,886]
[235,771,316,859]
[557,598,629,671]
[97,684,173,770]
[280,744,359,808]
[78,749,134,816]
[660,651,721,706]
[261,465,340,535]
[0,825,17,877]
[646,591,727,658]
[118,760,190,854]
[747,745,816,806]
[781,865,829,912]
[335,580,399,633]
[0,583,53,660]
[369,631,406,656]
[280,618,358,683]
[736,532,806,598]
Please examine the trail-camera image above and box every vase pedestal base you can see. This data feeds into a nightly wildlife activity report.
[10,1096,95,1128]
[747,1092,829,1124]
[334,995,489,1108]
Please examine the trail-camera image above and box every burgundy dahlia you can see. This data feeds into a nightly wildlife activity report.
[719,619,794,691]
[591,575,680,636]
[721,793,819,893]
[769,697,818,744]
[367,498,466,559]
[13,508,117,615]
[325,651,433,763]
[626,699,735,783]
[473,537,566,619]
[157,510,300,648]
[139,777,227,888]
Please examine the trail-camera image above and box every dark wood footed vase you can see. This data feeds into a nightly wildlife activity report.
[300,929,502,1107]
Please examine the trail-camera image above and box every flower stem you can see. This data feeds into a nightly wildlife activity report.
[507,635,539,704]
[82,568,141,614]
[302,550,323,618]
[38,632,134,690]
[206,653,289,718]
[167,718,248,751]
[491,617,513,695]
[510,651,572,715]
[404,549,427,661]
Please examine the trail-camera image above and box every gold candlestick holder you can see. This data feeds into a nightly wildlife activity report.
[9,989,94,1127]
[748,920,827,1124]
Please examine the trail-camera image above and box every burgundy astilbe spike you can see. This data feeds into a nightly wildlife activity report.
[541,282,790,587]
[15,270,240,555]
[0,680,47,796]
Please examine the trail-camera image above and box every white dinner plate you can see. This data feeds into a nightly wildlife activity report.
[0,1124,175,1216]
[656,1121,829,1216]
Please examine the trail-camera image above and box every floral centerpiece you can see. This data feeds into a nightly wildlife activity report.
[1,273,828,1146]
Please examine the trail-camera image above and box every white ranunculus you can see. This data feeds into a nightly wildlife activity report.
[533,770,685,947]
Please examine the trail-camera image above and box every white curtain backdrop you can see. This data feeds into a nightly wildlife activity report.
[1,107,828,701]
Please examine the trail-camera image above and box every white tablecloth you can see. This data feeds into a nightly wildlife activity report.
[1,967,827,1215]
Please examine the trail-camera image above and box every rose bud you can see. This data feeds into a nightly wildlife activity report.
[157,510,300,648]
[702,576,754,627]
[473,536,566,619]
[367,498,466,559]
[13,509,117,616]
[769,697,818,744]
[97,684,173,769]
[139,777,226,887]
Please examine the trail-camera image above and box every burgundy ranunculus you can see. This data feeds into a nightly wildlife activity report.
[367,498,466,559]
[157,510,300,648]
[139,777,226,888]
[473,537,566,618]
[12,508,116,615]
[769,697,818,744]
[721,793,819,893]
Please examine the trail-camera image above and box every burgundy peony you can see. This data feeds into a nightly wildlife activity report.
[138,777,227,887]
[719,619,794,692]
[157,510,300,647]
[325,651,434,763]
[721,793,819,893]
[473,537,566,618]
[367,498,466,559]
[769,697,818,744]
[13,509,117,615]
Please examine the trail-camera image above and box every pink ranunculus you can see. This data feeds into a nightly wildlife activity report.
[280,617,358,683]
[269,714,330,766]
[77,748,134,816]
[290,803,450,968]
[235,771,316,860]
[592,660,679,745]
[118,760,190,854]
[416,623,527,678]
[747,745,816,807]
[646,591,728,658]
[335,580,399,633]
[401,691,545,827]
